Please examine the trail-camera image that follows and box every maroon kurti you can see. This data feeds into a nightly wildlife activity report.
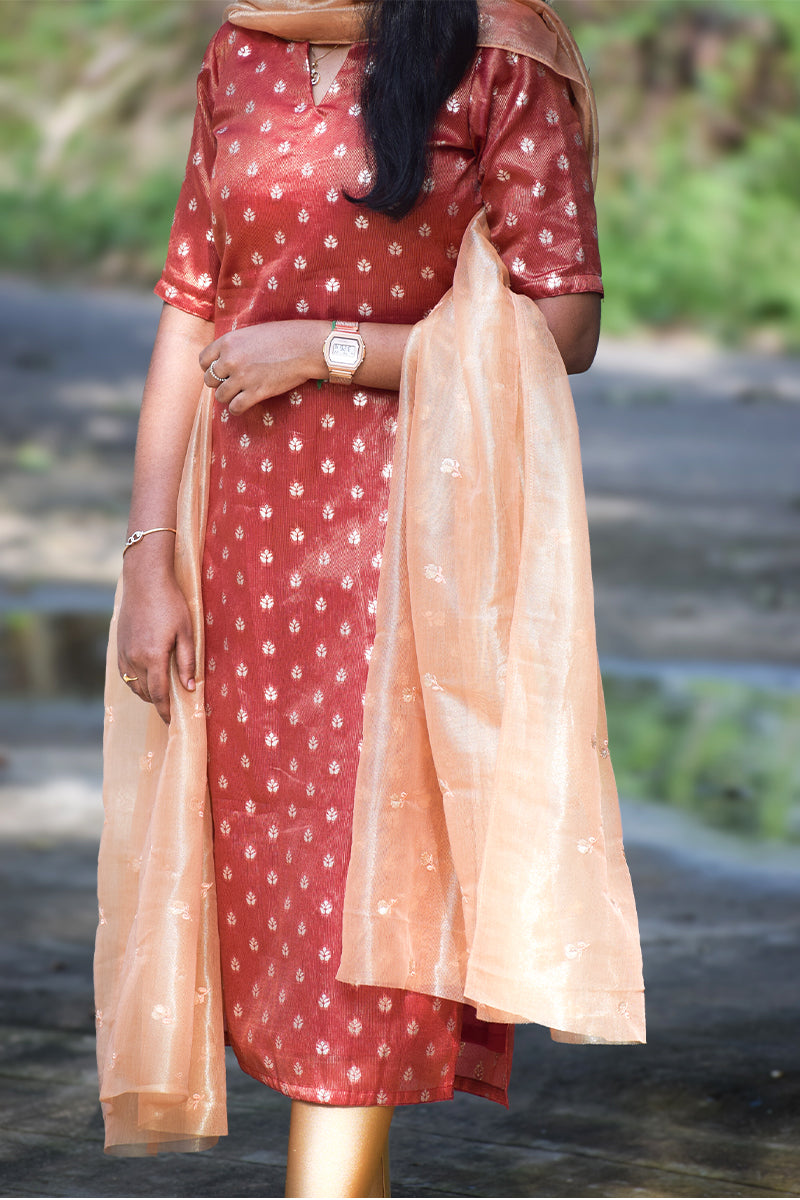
[155,21,601,1108]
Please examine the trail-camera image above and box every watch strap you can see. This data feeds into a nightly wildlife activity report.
[329,367,356,385]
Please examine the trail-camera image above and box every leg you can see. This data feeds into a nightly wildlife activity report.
[285,1099,394,1198]
[367,1130,391,1199]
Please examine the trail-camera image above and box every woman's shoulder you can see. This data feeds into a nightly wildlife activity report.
[467,42,580,137]
[476,0,587,82]
[192,21,235,92]
[471,41,569,94]
[197,21,288,92]
[202,21,235,64]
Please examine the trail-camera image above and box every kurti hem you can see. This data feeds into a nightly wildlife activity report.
[233,1053,510,1109]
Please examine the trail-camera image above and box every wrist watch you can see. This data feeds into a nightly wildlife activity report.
[322,319,366,385]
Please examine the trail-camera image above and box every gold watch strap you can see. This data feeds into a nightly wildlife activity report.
[329,367,355,385]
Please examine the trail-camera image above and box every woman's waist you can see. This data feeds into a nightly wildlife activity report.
[212,269,457,332]
[209,378,399,452]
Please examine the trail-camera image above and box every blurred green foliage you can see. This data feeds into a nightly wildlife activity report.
[604,674,800,842]
[1,0,799,346]
[0,0,220,280]
[561,0,800,346]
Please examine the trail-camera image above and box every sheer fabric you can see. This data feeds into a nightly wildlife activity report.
[95,389,227,1154]
[336,211,645,1043]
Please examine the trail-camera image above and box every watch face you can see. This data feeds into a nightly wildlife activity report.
[328,335,361,367]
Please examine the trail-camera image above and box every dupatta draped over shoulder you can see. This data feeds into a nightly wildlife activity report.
[335,211,645,1042]
[95,0,644,1156]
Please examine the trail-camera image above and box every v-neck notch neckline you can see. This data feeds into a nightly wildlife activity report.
[303,40,358,112]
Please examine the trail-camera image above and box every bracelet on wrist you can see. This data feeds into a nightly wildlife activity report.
[123,527,178,557]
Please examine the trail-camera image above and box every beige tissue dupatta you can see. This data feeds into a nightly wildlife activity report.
[336,211,645,1044]
[95,390,227,1154]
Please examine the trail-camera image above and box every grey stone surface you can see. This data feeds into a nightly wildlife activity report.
[0,709,798,1197]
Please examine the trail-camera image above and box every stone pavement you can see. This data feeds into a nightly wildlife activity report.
[0,700,798,1198]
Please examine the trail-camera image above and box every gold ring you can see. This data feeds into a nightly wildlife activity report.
[122,673,138,684]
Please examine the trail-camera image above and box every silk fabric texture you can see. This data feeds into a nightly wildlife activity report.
[95,0,643,1156]
[224,0,599,185]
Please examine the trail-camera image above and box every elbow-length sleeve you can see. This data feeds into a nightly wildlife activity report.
[469,47,603,299]
[154,28,226,320]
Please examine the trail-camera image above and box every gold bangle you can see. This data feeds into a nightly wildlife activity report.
[123,527,178,556]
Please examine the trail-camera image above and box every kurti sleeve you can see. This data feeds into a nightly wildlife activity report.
[154,27,226,320]
[469,47,603,299]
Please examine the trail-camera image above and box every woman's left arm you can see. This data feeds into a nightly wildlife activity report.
[535,293,601,375]
[468,51,604,377]
[199,320,412,414]
[198,298,597,414]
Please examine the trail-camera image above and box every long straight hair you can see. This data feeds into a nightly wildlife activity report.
[349,0,480,218]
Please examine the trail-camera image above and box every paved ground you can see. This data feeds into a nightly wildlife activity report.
[0,702,799,1199]
[1,278,799,1196]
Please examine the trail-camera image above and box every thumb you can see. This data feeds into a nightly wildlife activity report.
[175,622,197,692]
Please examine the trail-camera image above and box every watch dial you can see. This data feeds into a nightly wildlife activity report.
[330,336,360,367]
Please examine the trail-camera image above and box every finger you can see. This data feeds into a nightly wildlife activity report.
[132,667,152,706]
[118,657,146,702]
[175,624,197,693]
[204,362,229,391]
[147,665,172,725]
[227,389,250,416]
[127,655,157,706]
[209,372,238,405]
[198,339,222,372]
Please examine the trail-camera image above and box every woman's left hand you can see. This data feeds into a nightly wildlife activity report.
[199,320,325,414]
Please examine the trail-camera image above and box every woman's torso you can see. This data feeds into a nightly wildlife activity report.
[157,23,602,333]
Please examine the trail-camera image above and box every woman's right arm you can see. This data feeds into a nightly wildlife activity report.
[117,302,214,724]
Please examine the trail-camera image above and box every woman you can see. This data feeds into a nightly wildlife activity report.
[109,0,613,1192]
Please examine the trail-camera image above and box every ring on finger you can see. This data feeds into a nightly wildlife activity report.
[122,673,138,684]
[208,358,227,384]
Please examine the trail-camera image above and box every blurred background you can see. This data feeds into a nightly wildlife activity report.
[3,0,799,840]
[0,1,798,1196]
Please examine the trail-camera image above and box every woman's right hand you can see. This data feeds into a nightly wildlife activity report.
[117,556,196,725]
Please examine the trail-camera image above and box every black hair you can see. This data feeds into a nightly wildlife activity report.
[348,0,480,219]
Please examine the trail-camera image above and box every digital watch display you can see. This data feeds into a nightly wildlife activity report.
[322,320,366,385]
